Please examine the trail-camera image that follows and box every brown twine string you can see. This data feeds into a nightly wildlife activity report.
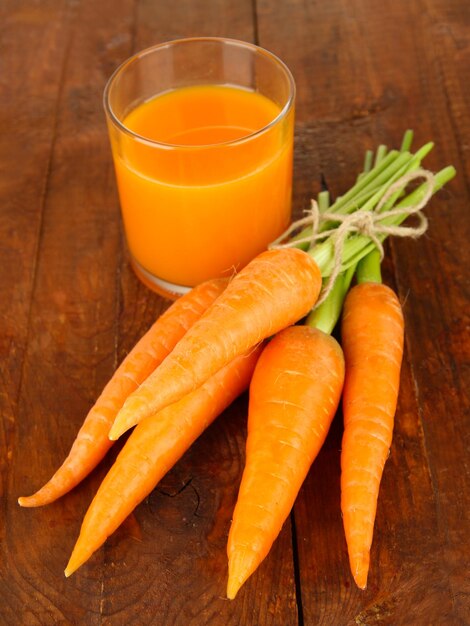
[269,169,435,306]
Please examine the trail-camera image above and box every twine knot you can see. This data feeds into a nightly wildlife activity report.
[269,169,435,306]
[339,210,382,254]
[351,211,376,235]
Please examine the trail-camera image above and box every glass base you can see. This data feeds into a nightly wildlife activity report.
[130,256,191,300]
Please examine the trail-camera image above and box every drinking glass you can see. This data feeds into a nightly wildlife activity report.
[104,37,295,298]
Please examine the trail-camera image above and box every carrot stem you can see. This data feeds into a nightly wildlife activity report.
[310,165,456,276]
[305,277,342,333]
[304,271,349,334]
[318,190,330,213]
[355,149,374,183]
[331,150,402,214]
[291,151,403,248]
[356,250,382,285]
[373,144,388,167]
[400,129,414,152]
[364,149,374,172]
[292,145,433,248]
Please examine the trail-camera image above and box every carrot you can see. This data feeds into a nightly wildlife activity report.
[109,248,322,440]
[340,280,404,589]
[226,326,345,599]
[18,278,228,507]
[64,345,263,577]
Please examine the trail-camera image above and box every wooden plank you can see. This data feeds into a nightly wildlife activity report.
[4,0,467,623]
[0,0,71,496]
[255,0,468,623]
[133,0,255,42]
[6,0,136,623]
[0,1,79,623]
[391,0,470,620]
[98,3,299,624]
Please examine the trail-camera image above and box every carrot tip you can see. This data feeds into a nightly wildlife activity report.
[107,426,122,441]
[17,495,40,508]
[64,544,90,577]
[350,554,369,590]
[64,558,79,578]
[226,580,240,600]
[108,419,139,441]
[108,420,130,441]
[227,548,259,600]
[18,492,56,507]
[354,574,368,590]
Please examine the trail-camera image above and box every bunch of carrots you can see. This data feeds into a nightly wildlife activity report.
[19,132,455,598]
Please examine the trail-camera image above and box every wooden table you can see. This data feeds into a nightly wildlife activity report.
[1,1,469,624]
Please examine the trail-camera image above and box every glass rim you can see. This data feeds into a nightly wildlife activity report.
[103,36,296,151]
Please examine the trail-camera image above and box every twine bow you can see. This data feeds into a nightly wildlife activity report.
[269,169,435,306]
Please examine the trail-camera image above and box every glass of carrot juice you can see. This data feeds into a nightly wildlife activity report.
[104,37,295,298]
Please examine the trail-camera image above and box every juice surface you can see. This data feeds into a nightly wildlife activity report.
[112,84,293,287]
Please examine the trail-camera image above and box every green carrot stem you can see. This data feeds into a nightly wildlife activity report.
[317,144,433,235]
[291,190,331,252]
[356,250,382,284]
[340,164,456,269]
[305,276,344,334]
[336,143,433,218]
[374,145,387,167]
[305,262,356,334]
[298,150,402,228]
[292,152,412,247]
[342,262,357,296]
[363,149,374,173]
[356,149,374,183]
[290,134,453,334]
[311,165,456,276]
[318,191,330,212]
[400,129,414,152]
[329,150,402,214]
[292,143,435,248]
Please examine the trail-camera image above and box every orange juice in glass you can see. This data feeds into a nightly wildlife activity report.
[104,38,295,297]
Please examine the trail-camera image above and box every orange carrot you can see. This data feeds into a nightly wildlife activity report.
[227,326,345,599]
[18,278,228,507]
[109,248,321,440]
[341,282,404,589]
[65,345,262,577]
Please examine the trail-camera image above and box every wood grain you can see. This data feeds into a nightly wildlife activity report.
[0,0,72,504]
[3,0,134,623]
[392,1,470,620]
[1,0,468,624]
[256,0,469,623]
[0,1,83,623]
